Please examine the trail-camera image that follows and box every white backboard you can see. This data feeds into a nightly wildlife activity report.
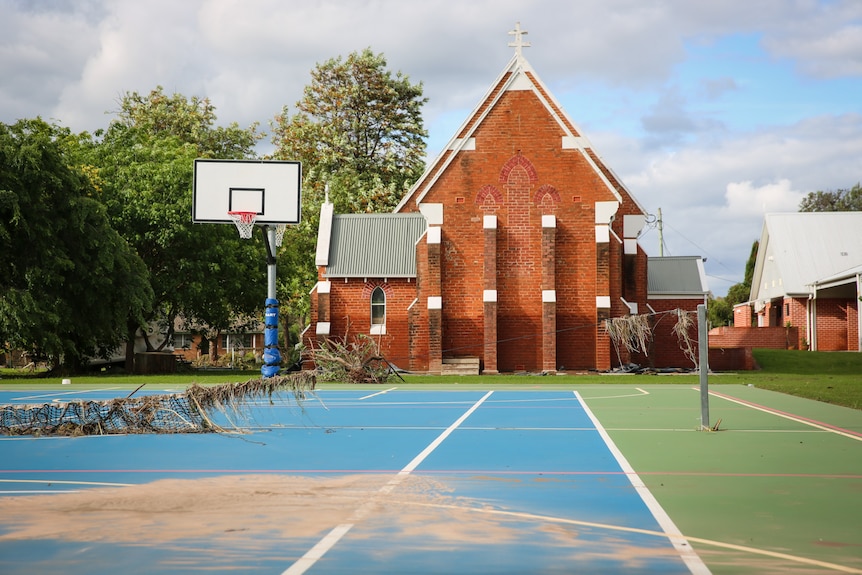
[192,159,302,225]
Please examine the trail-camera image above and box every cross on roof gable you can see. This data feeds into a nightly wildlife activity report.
[508,22,531,57]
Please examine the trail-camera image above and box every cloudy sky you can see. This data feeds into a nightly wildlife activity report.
[3,0,861,296]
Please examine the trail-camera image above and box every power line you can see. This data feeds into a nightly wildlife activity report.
[662,221,736,275]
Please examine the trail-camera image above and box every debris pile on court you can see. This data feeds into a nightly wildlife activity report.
[0,372,316,437]
[310,333,395,384]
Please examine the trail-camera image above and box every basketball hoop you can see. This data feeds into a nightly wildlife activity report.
[275,224,287,247]
[228,211,257,239]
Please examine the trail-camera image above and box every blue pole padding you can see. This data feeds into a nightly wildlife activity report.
[262,297,281,378]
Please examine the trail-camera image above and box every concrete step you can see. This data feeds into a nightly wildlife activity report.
[441,357,480,376]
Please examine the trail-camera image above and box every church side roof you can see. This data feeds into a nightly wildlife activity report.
[324,213,427,278]
[750,212,862,299]
[647,256,710,297]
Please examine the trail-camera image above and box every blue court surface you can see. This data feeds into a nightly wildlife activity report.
[0,387,708,574]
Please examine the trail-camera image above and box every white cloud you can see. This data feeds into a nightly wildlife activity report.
[761,4,862,79]
[724,179,804,216]
[0,2,102,122]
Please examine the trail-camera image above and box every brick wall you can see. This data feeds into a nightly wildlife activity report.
[409,233,431,372]
[850,299,860,352]
[397,88,648,372]
[631,299,703,369]
[708,347,755,371]
[733,303,753,327]
[708,326,799,350]
[731,297,857,351]
[305,277,417,370]
[815,298,858,351]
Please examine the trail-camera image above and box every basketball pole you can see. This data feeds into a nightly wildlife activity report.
[261,226,281,378]
[264,226,277,299]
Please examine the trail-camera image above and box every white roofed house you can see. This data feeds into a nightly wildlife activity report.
[739,212,862,352]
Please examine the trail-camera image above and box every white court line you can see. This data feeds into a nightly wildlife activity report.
[359,387,397,400]
[261,400,480,407]
[480,396,581,404]
[0,490,80,494]
[404,500,862,575]
[240,425,596,432]
[574,391,711,575]
[271,397,578,407]
[281,390,494,575]
[580,387,650,400]
[0,479,133,487]
[13,387,124,401]
[706,389,862,442]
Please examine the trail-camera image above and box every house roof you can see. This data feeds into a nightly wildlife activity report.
[393,50,646,216]
[647,256,709,297]
[323,213,427,278]
[814,263,862,290]
[750,212,862,300]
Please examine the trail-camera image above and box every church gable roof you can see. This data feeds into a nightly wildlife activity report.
[395,31,646,215]
[324,213,426,278]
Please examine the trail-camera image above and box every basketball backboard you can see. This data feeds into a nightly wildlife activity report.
[192,159,302,225]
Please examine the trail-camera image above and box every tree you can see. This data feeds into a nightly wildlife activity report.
[272,48,427,209]
[709,240,759,327]
[89,87,265,368]
[269,49,428,324]
[799,183,862,212]
[113,86,261,159]
[707,296,733,328]
[0,119,152,371]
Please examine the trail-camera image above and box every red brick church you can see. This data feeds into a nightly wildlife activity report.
[306,27,700,374]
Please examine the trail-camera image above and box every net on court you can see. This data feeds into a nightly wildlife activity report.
[0,372,315,437]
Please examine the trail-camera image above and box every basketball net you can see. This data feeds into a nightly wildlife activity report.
[228,211,256,239]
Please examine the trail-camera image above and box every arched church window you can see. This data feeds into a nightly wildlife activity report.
[370,286,386,334]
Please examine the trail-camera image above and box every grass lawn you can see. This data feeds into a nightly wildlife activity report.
[1,349,859,409]
[737,348,862,409]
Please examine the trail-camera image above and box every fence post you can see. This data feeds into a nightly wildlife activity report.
[698,304,709,430]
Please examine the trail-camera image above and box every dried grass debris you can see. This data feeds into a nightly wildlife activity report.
[0,371,316,437]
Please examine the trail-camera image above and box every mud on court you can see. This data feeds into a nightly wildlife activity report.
[0,473,682,568]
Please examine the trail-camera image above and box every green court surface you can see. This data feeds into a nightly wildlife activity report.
[581,383,862,575]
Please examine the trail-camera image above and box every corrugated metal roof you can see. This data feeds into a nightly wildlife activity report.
[756,212,862,297]
[325,213,426,278]
[648,256,708,295]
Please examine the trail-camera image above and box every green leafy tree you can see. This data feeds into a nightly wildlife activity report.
[272,48,427,209]
[89,87,265,368]
[709,240,759,327]
[269,49,428,325]
[0,119,152,371]
[707,296,733,328]
[114,87,260,159]
[799,183,862,212]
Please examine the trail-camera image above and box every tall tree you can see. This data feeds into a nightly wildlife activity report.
[270,49,428,322]
[272,48,427,210]
[726,240,759,305]
[799,183,862,212]
[90,87,265,367]
[0,119,152,371]
[709,240,759,327]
